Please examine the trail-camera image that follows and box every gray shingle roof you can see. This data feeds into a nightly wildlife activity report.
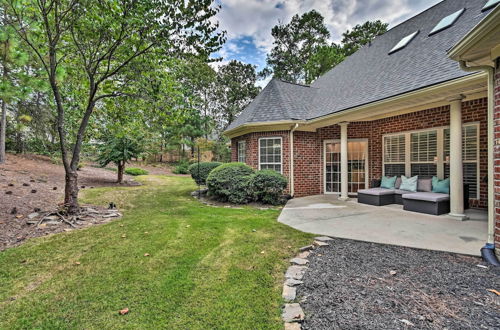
[227,79,316,130]
[227,0,493,132]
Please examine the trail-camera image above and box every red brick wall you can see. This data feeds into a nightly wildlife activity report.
[293,131,321,196]
[231,131,291,194]
[494,67,500,251]
[231,98,488,203]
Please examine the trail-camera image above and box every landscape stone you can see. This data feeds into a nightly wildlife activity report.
[299,245,314,252]
[290,258,309,266]
[102,213,119,218]
[297,251,310,259]
[27,213,39,219]
[285,279,303,287]
[282,303,305,322]
[46,220,60,225]
[314,236,333,242]
[284,322,301,330]
[314,241,329,247]
[282,285,296,302]
[285,266,307,280]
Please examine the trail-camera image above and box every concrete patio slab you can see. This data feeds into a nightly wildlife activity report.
[278,195,487,256]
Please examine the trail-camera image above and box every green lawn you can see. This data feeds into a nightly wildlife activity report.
[0,176,312,329]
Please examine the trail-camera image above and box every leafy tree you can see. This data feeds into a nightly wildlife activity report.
[265,10,329,84]
[175,57,217,139]
[341,20,388,56]
[0,5,40,163]
[214,60,260,130]
[304,43,345,84]
[5,0,225,213]
[97,134,143,183]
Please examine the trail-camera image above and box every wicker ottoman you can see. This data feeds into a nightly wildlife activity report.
[357,188,396,206]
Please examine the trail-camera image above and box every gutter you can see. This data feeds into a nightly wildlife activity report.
[459,60,496,251]
[289,123,299,197]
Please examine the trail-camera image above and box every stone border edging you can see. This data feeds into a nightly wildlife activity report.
[282,236,334,329]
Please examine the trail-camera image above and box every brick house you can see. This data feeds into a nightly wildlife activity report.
[225,1,500,252]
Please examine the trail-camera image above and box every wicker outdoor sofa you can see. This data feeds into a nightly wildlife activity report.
[357,177,455,216]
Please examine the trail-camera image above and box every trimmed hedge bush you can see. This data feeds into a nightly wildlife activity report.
[250,170,288,205]
[188,162,222,185]
[173,160,190,174]
[206,163,254,204]
[125,167,149,176]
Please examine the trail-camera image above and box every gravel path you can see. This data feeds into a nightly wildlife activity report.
[298,238,500,329]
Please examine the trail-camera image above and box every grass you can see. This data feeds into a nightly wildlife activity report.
[0,175,312,329]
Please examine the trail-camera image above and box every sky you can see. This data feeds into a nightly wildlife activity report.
[212,0,442,86]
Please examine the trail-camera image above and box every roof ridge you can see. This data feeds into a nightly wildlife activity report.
[246,79,276,124]
[277,79,311,88]
[274,80,294,120]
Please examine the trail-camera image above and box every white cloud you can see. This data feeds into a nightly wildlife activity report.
[216,0,441,53]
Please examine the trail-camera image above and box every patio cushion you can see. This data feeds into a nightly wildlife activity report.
[403,192,450,202]
[381,176,397,189]
[394,177,402,189]
[358,188,395,196]
[400,175,417,192]
[394,189,414,195]
[417,178,432,192]
[432,177,450,194]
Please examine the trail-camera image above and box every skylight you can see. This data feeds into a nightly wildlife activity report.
[429,8,465,35]
[389,31,419,54]
[483,0,500,11]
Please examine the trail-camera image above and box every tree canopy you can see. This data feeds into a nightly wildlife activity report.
[265,10,329,84]
[4,0,225,213]
[341,20,388,56]
[265,11,388,84]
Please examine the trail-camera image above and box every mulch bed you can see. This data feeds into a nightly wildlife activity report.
[298,238,500,329]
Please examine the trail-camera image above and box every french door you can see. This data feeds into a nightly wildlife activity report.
[324,140,369,194]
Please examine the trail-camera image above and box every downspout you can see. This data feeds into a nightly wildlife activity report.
[289,123,299,197]
[459,61,499,265]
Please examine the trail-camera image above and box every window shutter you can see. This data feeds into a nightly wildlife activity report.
[411,131,437,162]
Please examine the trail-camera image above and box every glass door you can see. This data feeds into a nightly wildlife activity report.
[325,140,368,194]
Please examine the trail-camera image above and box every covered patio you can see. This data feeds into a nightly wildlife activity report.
[278,194,487,256]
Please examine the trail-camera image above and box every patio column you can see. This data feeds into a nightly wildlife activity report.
[339,122,349,201]
[448,95,467,220]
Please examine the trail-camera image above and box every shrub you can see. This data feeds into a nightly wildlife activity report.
[250,170,288,205]
[188,162,222,185]
[173,160,190,174]
[125,167,149,176]
[206,162,254,204]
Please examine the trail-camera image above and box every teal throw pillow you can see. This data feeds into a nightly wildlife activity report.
[380,176,397,189]
[432,177,450,194]
[399,175,418,192]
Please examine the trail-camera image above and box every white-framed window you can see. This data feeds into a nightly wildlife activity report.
[383,134,406,177]
[237,140,246,163]
[443,124,479,199]
[259,137,282,173]
[410,130,437,177]
[382,123,480,199]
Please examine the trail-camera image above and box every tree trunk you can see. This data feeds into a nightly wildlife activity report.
[0,42,8,164]
[64,170,79,214]
[0,99,6,164]
[117,161,124,183]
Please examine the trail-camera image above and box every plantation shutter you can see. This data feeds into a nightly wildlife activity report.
[383,135,406,176]
[443,125,479,198]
